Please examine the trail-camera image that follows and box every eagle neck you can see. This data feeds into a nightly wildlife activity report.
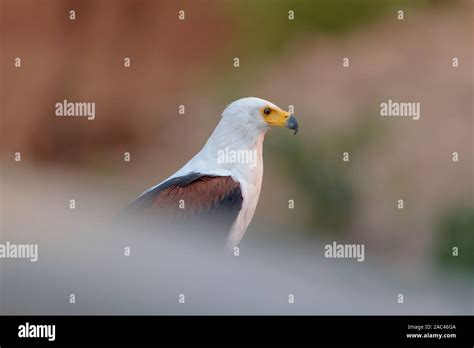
[204,116,267,153]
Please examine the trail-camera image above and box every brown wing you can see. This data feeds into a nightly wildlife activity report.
[125,172,243,230]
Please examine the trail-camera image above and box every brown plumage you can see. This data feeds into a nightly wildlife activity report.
[153,175,241,216]
[124,173,243,234]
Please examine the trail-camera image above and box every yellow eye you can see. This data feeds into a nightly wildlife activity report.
[263,107,272,115]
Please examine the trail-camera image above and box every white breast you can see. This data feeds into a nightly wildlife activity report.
[225,133,265,249]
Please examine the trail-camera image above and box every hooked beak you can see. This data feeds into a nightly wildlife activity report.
[286,114,299,135]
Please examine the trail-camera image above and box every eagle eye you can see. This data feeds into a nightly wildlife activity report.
[263,107,272,115]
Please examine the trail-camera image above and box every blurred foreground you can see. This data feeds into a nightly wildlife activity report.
[0,167,472,315]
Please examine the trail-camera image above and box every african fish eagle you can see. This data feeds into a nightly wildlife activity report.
[127,97,298,249]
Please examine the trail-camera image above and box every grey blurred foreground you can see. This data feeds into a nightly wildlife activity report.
[0,174,472,315]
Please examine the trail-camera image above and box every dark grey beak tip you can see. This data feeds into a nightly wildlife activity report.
[286,114,299,135]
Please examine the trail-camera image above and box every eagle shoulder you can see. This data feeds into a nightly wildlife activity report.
[126,172,243,225]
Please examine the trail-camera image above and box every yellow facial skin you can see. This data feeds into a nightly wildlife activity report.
[260,105,299,135]
[259,106,291,127]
